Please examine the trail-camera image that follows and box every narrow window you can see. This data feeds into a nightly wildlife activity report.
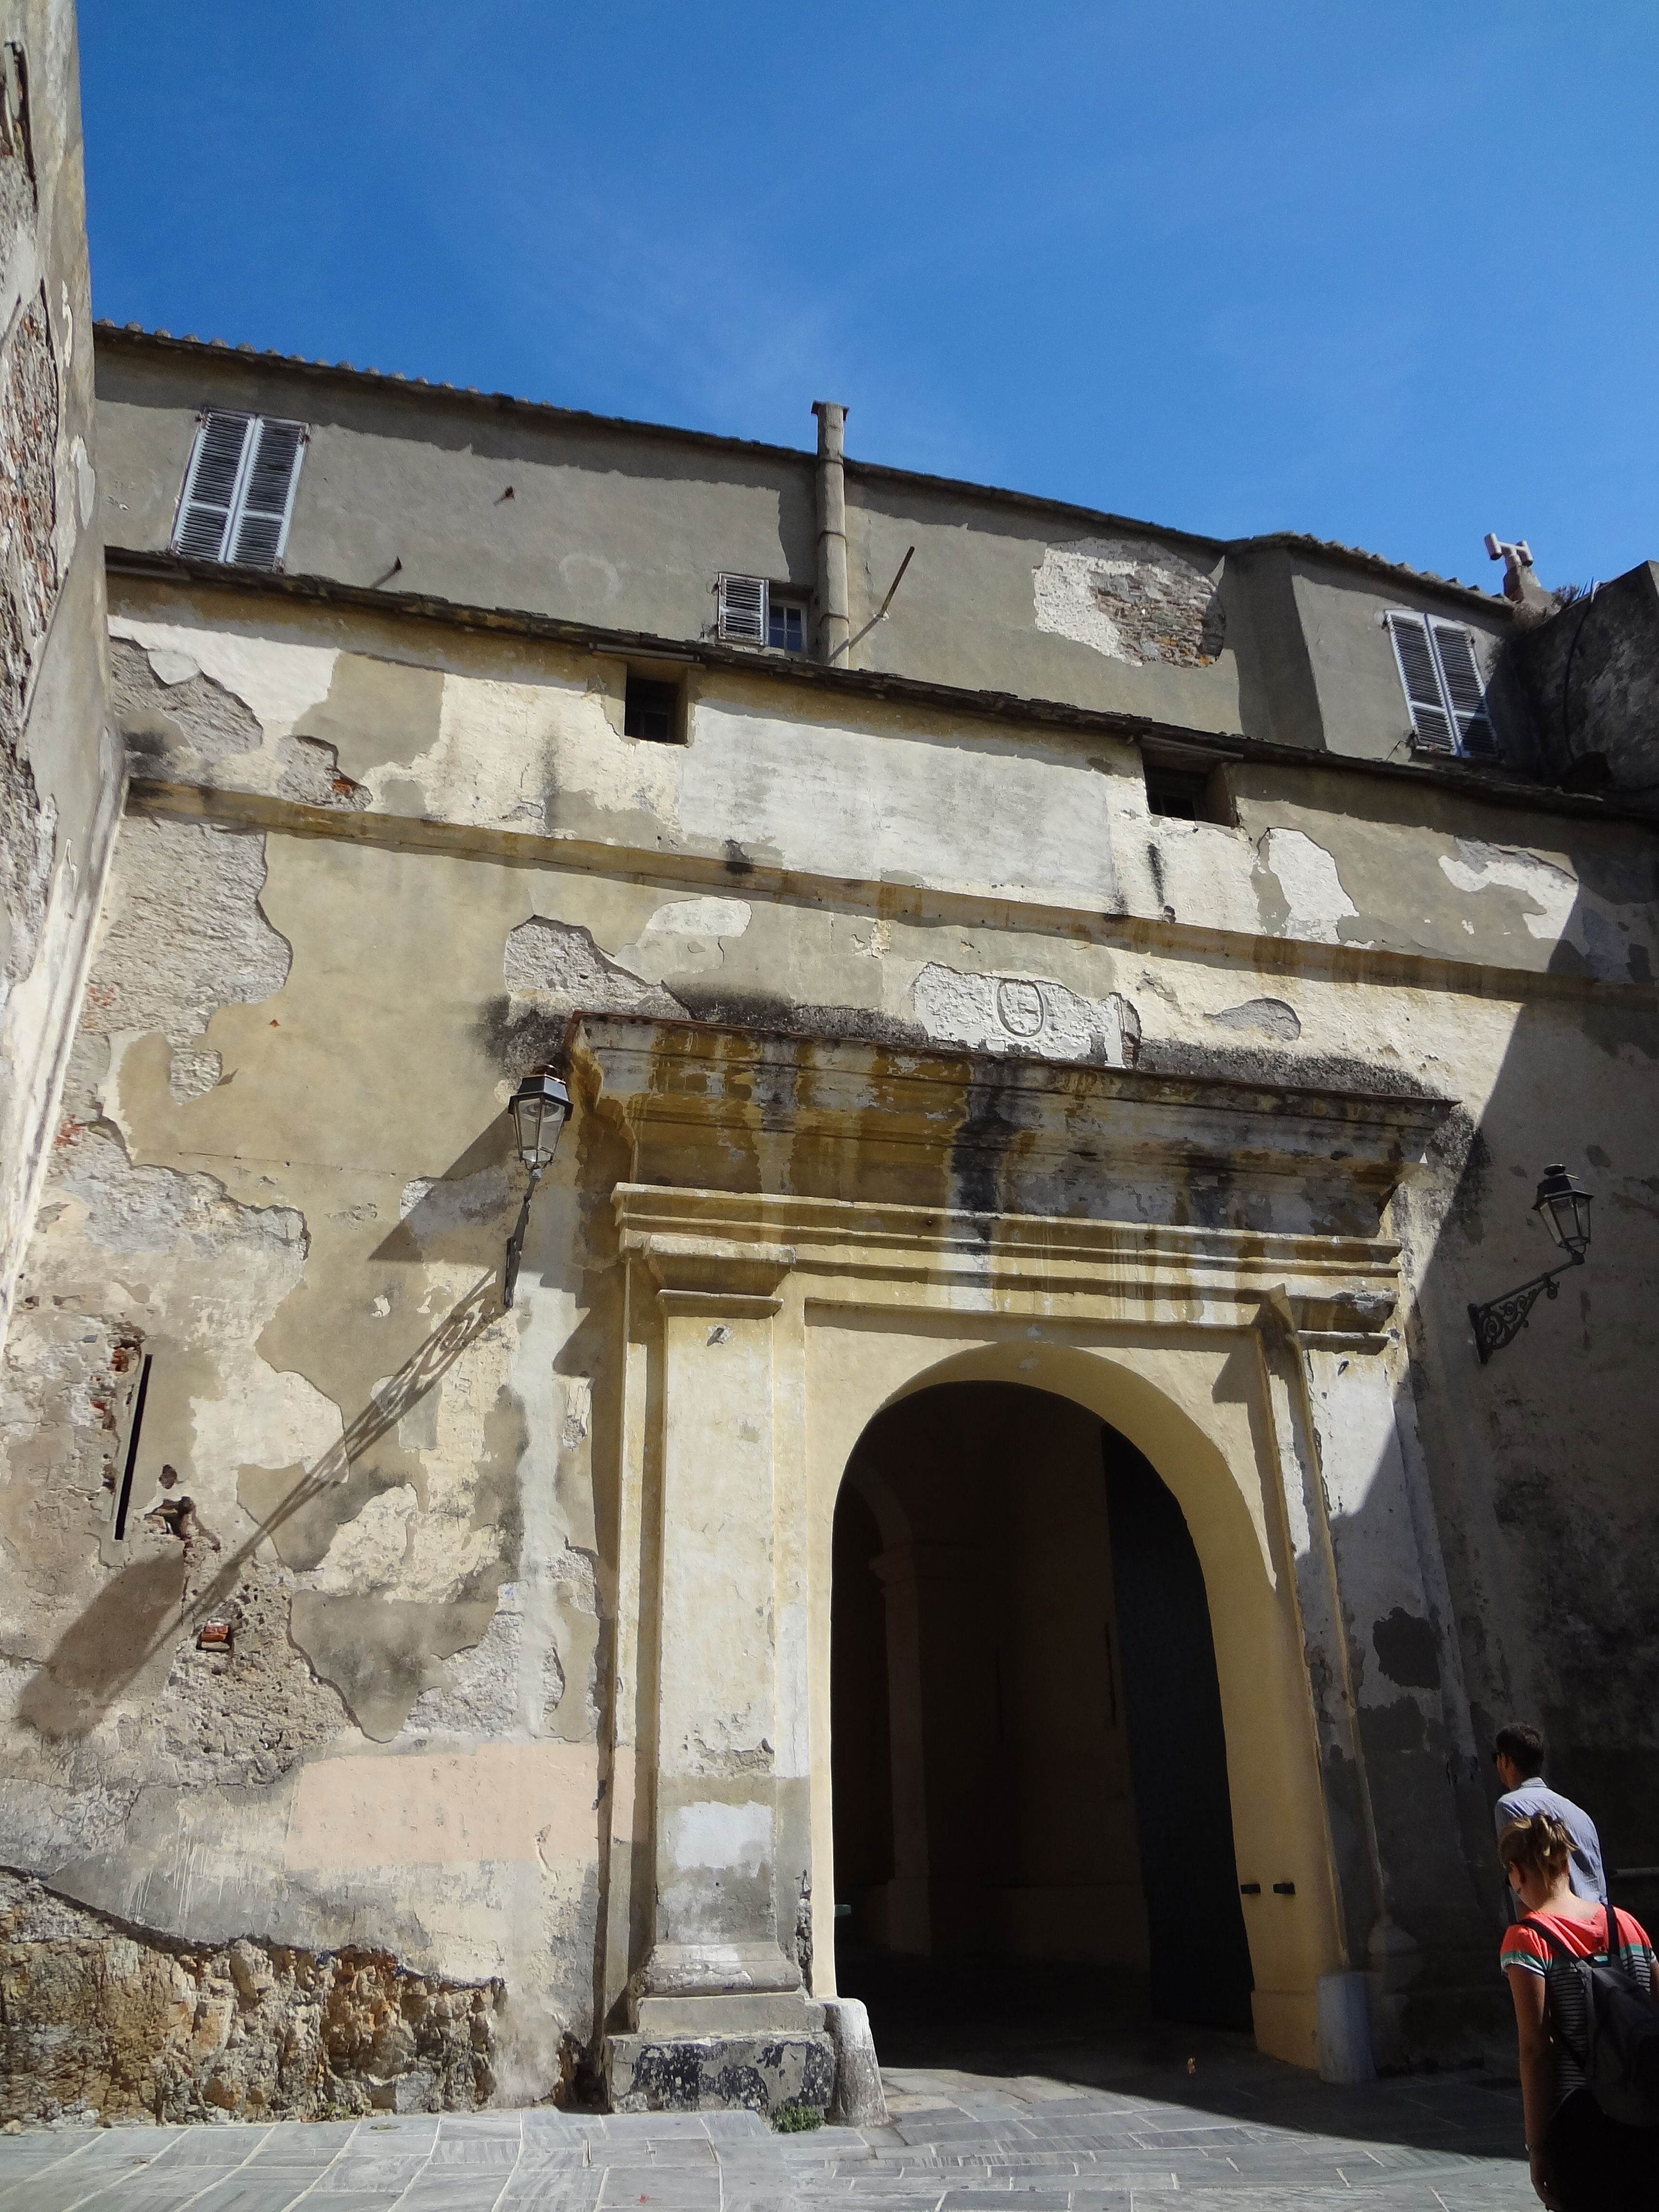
[1385,612,1499,757]
[717,572,767,645]
[767,596,807,653]
[623,674,682,744]
[1145,764,1209,820]
[172,410,307,570]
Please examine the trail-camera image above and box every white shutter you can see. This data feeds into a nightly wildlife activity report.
[172,411,254,561]
[227,416,306,569]
[172,411,307,569]
[1431,621,1499,757]
[717,572,767,645]
[1385,611,1455,752]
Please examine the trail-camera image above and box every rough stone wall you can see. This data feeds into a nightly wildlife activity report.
[0,1870,503,2124]
[0,2,119,1358]
[1507,561,1659,803]
[1034,537,1226,667]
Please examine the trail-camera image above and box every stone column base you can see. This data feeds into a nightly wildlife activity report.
[604,2029,836,2117]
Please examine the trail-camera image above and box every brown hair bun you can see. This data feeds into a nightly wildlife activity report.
[1499,1812,1575,1883]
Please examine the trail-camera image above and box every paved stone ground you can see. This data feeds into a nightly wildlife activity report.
[0,2060,1533,2211]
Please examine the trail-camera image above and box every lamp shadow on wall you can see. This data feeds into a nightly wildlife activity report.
[19,1269,505,1742]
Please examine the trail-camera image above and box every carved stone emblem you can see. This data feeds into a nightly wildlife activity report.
[995,978,1046,1038]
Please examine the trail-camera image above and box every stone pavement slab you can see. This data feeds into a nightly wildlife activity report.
[0,2056,1535,2211]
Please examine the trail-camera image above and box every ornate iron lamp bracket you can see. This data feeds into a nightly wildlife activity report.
[1467,1250,1584,1364]
[503,1163,545,1311]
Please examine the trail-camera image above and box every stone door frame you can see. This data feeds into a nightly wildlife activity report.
[603,1177,1418,2069]
[572,1014,1459,2079]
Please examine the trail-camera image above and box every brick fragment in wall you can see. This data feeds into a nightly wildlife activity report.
[109,639,370,809]
[77,816,292,1055]
[14,1536,348,1788]
[0,1870,504,2125]
[1034,536,1225,667]
[156,1556,350,1789]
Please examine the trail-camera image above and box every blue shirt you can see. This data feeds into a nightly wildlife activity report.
[1496,1780,1606,1902]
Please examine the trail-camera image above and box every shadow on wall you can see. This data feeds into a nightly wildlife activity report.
[18,1270,503,1742]
[1310,846,1659,2063]
[1413,879,1659,1865]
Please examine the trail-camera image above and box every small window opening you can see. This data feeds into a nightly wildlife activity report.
[623,675,682,745]
[1145,764,1211,820]
[768,597,807,653]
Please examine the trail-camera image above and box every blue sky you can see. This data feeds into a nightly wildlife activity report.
[79,4,1657,589]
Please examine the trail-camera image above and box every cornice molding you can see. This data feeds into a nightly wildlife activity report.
[611,1181,1401,1345]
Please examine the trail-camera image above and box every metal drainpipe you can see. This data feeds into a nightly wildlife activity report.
[811,400,850,663]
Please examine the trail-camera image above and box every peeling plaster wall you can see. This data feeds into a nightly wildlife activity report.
[97,332,1524,757]
[0,0,120,1358]
[3,328,1658,2104]
[0,799,612,2108]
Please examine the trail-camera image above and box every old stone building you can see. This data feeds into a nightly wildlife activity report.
[1,25,1657,2122]
[0,0,115,1365]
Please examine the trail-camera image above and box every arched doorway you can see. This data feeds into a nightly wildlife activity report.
[830,1380,1254,2047]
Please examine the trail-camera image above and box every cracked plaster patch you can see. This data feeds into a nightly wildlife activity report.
[1034,537,1224,668]
[108,616,337,743]
[614,895,751,982]
[78,816,291,1064]
[1438,839,1578,941]
[1259,827,1358,945]
[1438,837,1659,983]
[911,962,1140,1067]
[309,1485,417,1596]
[109,638,368,813]
[1207,997,1302,1042]
[389,673,560,830]
[503,914,684,1015]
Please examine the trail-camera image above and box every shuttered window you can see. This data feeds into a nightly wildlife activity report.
[172,411,307,569]
[1385,612,1499,757]
[717,572,767,645]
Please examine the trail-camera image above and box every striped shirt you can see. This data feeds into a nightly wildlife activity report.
[1501,1907,1656,2116]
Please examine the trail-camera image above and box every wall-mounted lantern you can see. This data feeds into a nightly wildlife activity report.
[503,1069,571,1309]
[1468,1163,1593,1364]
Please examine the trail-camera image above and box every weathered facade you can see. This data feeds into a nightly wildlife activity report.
[0,0,117,1357]
[0,293,1655,2122]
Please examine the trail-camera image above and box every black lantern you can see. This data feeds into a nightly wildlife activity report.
[1533,1163,1592,1258]
[509,1070,571,1172]
[502,1069,571,1308]
[1468,1162,1594,1364]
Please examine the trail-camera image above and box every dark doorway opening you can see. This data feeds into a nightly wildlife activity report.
[830,1381,1253,2061]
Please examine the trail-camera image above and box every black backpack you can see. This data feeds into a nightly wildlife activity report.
[1525,1901,1659,2128]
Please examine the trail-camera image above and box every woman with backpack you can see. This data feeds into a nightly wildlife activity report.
[1501,1811,1658,2209]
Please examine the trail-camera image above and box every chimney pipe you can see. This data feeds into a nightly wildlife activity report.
[812,401,850,663]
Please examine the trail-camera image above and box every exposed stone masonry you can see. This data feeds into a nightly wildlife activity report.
[0,1870,504,2125]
